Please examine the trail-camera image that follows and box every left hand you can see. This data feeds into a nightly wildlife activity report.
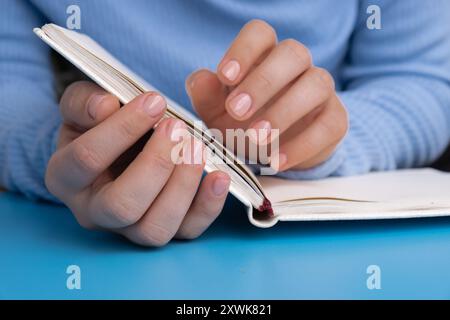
[45,82,230,247]
[186,20,348,172]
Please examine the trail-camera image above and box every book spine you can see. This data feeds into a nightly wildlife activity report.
[258,198,274,217]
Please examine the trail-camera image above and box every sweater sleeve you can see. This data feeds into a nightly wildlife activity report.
[276,0,450,180]
[0,0,61,201]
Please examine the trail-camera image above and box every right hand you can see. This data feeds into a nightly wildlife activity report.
[45,81,230,247]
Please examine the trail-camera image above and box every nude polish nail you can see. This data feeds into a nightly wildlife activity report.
[228,93,252,118]
[142,94,166,117]
[87,94,107,120]
[185,73,197,96]
[221,60,240,82]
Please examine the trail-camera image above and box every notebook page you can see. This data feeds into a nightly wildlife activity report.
[45,24,197,120]
[259,168,450,204]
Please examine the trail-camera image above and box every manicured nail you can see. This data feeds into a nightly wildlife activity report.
[250,120,272,144]
[186,74,196,96]
[221,60,240,82]
[271,152,287,171]
[212,175,230,196]
[228,93,252,118]
[168,119,187,142]
[142,94,166,117]
[87,94,107,120]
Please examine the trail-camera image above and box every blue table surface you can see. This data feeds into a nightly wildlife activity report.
[1,191,450,299]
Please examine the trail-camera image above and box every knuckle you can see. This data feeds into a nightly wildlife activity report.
[197,199,221,222]
[175,199,221,241]
[320,107,348,141]
[299,137,316,156]
[71,140,104,174]
[145,151,174,173]
[254,69,273,90]
[281,39,312,67]
[318,117,338,140]
[118,117,141,141]
[335,105,349,139]
[136,222,172,247]
[248,19,277,42]
[100,193,143,226]
[312,67,335,92]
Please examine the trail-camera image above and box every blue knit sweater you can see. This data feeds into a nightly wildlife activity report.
[1,0,450,201]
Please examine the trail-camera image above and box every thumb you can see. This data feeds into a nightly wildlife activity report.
[186,69,228,123]
[60,81,120,131]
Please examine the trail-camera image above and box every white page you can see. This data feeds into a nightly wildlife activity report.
[259,168,450,203]
[43,24,197,121]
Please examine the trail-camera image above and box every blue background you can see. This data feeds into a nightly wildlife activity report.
[1,192,449,299]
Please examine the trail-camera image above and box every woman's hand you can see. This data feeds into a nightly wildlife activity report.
[46,81,230,246]
[187,20,348,171]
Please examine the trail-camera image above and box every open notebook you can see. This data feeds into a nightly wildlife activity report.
[34,24,450,227]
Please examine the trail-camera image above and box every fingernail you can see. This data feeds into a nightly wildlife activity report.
[168,119,187,142]
[142,94,166,117]
[221,60,240,82]
[271,152,287,171]
[228,93,252,118]
[250,120,271,144]
[186,74,196,96]
[87,94,107,120]
[212,175,230,196]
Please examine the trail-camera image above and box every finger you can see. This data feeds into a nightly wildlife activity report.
[292,144,339,170]
[271,96,348,171]
[120,138,205,246]
[248,67,335,145]
[58,124,83,149]
[86,118,188,229]
[175,171,230,240]
[217,19,277,86]
[225,39,312,121]
[47,92,166,192]
[60,81,120,130]
[186,69,228,123]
